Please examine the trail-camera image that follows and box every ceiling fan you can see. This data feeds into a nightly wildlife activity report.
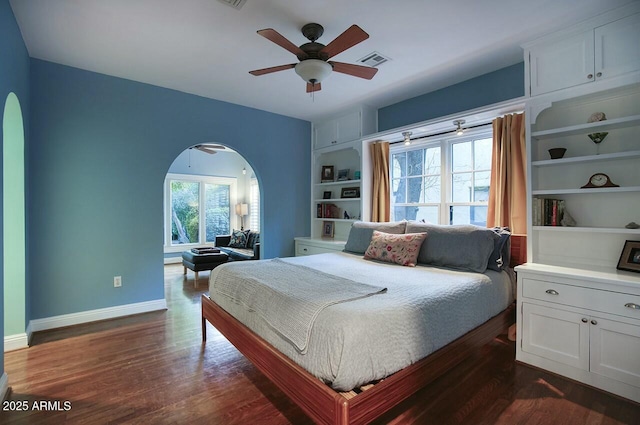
[249,23,378,93]
[191,144,227,155]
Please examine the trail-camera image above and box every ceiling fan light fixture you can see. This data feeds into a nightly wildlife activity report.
[295,59,332,84]
[453,120,466,136]
[403,131,412,146]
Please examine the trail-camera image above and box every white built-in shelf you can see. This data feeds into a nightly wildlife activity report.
[533,226,640,234]
[531,114,640,140]
[532,150,640,167]
[314,218,358,223]
[316,179,361,187]
[532,186,640,195]
[314,198,361,202]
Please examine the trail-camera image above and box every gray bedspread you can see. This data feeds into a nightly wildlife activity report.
[213,258,386,353]
[209,252,514,391]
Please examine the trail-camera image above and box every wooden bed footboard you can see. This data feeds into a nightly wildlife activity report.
[202,295,515,425]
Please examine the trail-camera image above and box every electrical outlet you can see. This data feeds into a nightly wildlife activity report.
[114,276,122,287]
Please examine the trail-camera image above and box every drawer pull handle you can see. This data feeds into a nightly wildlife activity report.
[591,320,598,325]
[596,72,602,78]
[625,303,640,310]
[587,73,593,79]
[545,289,559,295]
[581,318,588,323]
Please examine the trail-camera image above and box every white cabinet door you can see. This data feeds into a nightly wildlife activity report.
[529,30,594,96]
[314,120,338,150]
[336,110,362,143]
[522,303,590,370]
[595,13,640,82]
[590,316,640,388]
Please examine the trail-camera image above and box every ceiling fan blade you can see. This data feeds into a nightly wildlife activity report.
[249,63,296,76]
[329,61,378,79]
[194,146,217,155]
[306,82,322,93]
[257,28,306,57]
[199,144,226,150]
[320,25,369,59]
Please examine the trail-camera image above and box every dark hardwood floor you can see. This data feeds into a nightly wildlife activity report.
[2,264,639,424]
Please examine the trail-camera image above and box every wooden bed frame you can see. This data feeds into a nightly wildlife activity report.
[201,235,525,425]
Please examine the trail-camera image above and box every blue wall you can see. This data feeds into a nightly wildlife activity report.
[378,62,524,131]
[29,59,310,319]
[0,0,30,379]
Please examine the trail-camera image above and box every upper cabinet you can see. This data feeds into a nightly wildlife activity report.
[313,106,377,150]
[528,30,594,96]
[524,6,640,97]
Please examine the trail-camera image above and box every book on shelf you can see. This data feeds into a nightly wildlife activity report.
[316,203,340,219]
[532,197,565,226]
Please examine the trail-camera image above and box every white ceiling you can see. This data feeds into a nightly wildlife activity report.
[9,0,634,122]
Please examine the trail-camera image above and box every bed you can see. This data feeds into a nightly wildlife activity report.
[201,224,525,424]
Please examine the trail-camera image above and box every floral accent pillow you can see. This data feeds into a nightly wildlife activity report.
[364,230,428,267]
[229,229,249,248]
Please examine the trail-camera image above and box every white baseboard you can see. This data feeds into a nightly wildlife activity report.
[29,299,167,333]
[3,333,28,352]
[164,257,182,265]
[0,373,8,401]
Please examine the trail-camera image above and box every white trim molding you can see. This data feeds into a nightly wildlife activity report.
[164,256,182,265]
[29,299,167,333]
[0,373,8,402]
[3,333,28,352]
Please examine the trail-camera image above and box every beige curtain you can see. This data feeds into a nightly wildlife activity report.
[487,113,527,234]
[370,141,390,222]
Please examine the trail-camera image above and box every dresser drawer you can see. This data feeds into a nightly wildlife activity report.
[522,278,640,320]
[296,243,327,256]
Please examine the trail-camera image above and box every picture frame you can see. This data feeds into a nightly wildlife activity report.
[617,240,640,273]
[322,221,334,238]
[337,169,349,181]
[321,165,334,182]
[323,191,332,199]
[340,187,360,199]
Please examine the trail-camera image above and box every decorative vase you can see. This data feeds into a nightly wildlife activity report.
[548,148,566,159]
[588,132,608,154]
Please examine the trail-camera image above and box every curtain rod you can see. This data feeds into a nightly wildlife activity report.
[389,121,493,146]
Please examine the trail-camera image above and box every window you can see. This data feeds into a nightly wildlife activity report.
[249,177,260,232]
[164,173,237,250]
[391,129,492,226]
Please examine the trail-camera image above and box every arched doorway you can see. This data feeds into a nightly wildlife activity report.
[3,93,27,350]
[162,144,261,285]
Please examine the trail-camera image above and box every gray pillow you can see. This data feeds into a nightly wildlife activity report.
[344,221,407,254]
[405,222,499,273]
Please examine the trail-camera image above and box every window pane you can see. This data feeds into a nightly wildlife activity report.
[452,172,472,202]
[474,171,491,202]
[392,152,406,178]
[171,181,199,245]
[407,150,423,176]
[205,183,230,242]
[425,146,441,174]
[394,205,439,223]
[450,205,488,227]
[452,141,472,172]
[474,138,492,170]
[423,175,441,202]
[407,177,423,203]
[392,178,405,203]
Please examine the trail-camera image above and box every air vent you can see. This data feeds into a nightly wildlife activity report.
[358,51,390,67]
[217,0,247,10]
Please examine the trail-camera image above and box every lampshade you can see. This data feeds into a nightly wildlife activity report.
[235,203,248,216]
[294,59,332,84]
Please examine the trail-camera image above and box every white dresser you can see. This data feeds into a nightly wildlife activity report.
[294,237,346,257]
[515,263,640,402]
